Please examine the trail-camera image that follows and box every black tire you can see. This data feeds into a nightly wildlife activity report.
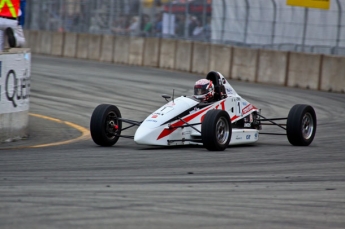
[90,104,122,146]
[201,110,232,151]
[286,104,317,146]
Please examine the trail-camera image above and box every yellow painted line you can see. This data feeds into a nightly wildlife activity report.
[0,113,90,150]
[26,113,90,148]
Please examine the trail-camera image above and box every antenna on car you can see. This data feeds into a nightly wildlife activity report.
[172,89,175,103]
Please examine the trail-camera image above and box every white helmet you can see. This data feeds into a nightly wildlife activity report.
[194,79,215,102]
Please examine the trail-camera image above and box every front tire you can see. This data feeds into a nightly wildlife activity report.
[201,110,232,151]
[90,104,122,146]
[286,104,316,146]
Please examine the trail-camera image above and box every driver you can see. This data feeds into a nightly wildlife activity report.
[193,79,215,102]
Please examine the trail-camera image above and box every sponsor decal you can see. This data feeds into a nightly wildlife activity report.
[226,88,233,94]
[246,135,251,140]
[151,114,158,118]
[5,69,30,107]
[255,133,258,139]
[242,104,257,115]
[242,102,247,106]
[235,135,242,140]
[182,131,191,136]
[146,119,157,122]
[244,123,251,128]
[0,55,31,114]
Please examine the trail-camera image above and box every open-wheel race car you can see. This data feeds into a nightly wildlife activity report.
[90,71,317,151]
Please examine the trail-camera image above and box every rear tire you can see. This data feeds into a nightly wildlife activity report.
[90,104,122,146]
[286,104,316,146]
[202,110,232,151]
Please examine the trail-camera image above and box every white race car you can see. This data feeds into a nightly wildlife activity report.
[90,71,317,151]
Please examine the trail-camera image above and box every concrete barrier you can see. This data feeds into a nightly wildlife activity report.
[209,44,232,78]
[0,49,31,143]
[159,39,176,69]
[129,37,144,65]
[143,37,160,67]
[88,34,102,61]
[231,47,258,82]
[287,52,321,90]
[100,35,115,62]
[51,32,64,56]
[28,30,40,54]
[257,49,288,85]
[114,36,129,64]
[39,31,53,55]
[175,40,192,72]
[320,55,345,93]
[22,29,344,95]
[63,32,77,58]
[76,33,89,59]
[23,30,30,48]
[191,42,210,75]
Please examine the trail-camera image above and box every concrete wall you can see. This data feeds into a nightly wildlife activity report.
[39,31,52,55]
[257,50,288,85]
[175,40,193,72]
[51,32,64,56]
[23,30,345,94]
[63,32,77,58]
[191,42,210,75]
[114,36,129,64]
[88,34,102,61]
[159,39,176,69]
[129,37,145,65]
[209,44,232,78]
[321,55,345,93]
[76,33,89,59]
[28,30,40,53]
[143,37,160,67]
[0,111,29,142]
[100,35,115,62]
[287,52,321,90]
[231,47,259,82]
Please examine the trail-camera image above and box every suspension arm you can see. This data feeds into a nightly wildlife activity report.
[258,114,286,131]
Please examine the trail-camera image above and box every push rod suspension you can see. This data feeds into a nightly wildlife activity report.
[117,118,142,126]
[259,132,286,135]
[177,117,202,134]
[258,114,286,131]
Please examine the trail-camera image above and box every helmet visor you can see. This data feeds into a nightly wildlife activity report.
[194,85,208,95]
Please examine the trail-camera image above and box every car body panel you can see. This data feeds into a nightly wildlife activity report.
[134,72,260,146]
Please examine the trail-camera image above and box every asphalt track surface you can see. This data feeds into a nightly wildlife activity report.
[1,55,344,229]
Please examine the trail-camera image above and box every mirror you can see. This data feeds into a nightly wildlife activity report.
[161,94,171,102]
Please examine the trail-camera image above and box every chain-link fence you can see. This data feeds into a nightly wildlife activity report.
[25,0,345,56]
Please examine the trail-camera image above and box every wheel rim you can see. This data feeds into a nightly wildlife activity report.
[216,117,230,145]
[302,113,314,140]
[105,111,119,139]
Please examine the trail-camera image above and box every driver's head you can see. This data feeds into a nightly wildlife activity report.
[194,79,215,102]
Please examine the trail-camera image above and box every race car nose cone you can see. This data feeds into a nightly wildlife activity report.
[134,125,167,146]
[134,126,155,145]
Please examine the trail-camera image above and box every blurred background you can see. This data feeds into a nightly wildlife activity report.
[24,0,345,56]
